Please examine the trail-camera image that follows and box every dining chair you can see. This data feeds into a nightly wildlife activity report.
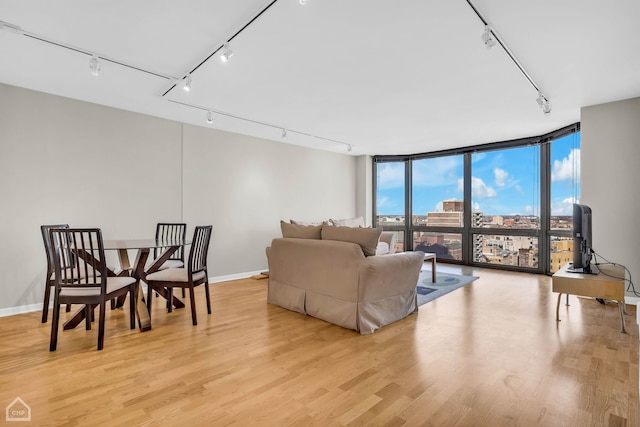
[151,223,187,269]
[48,228,138,351]
[147,223,187,298]
[146,225,212,326]
[41,224,71,323]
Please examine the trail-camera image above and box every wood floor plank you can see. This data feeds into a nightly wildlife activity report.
[0,266,638,425]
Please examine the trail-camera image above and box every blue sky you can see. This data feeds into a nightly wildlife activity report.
[377,133,580,217]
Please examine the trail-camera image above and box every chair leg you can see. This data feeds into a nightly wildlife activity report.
[129,286,137,330]
[167,288,174,313]
[205,283,212,315]
[182,288,186,298]
[85,305,92,330]
[146,285,153,322]
[42,282,51,323]
[97,301,106,351]
[189,286,197,325]
[65,304,71,312]
[49,299,61,351]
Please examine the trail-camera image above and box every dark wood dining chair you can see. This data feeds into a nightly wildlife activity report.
[41,224,71,323]
[146,225,212,326]
[49,228,138,351]
[148,222,187,298]
[153,223,187,268]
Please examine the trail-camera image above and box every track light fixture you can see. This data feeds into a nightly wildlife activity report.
[282,128,287,138]
[89,55,101,76]
[220,43,234,62]
[481,25,496,49]
[347,144,353,153]
[536,91,552,115]
[206,110,214,124]
[183,75,192,92]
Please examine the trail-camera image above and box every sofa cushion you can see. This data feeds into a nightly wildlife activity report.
[329,216,365,227]
[321,225,382,256]
[280,220,322,239]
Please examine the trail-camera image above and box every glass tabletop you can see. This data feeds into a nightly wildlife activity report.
[102,239,191,250]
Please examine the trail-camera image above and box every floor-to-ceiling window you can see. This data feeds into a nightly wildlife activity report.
[375,160,407,253]
[411,155,464,261]
[471,145,540,269]
[549,131,581,272]
[373,123,580,274]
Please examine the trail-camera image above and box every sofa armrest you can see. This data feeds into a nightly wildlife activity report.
[357,251,424,302]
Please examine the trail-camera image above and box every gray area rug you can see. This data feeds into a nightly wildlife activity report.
[416,269,478,306]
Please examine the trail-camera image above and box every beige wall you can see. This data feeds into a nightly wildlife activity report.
[0,83,356,314]
[581,96,640,295]
[181,124,356,277]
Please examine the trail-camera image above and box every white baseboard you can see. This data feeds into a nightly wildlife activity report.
[0,303,45,318]
[0,270,268,318]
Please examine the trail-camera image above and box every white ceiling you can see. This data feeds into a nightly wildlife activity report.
[1,0,639,156]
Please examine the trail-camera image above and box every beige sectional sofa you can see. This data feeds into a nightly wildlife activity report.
[266,221,424,334]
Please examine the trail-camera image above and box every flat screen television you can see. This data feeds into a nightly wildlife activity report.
[570,203,593,273]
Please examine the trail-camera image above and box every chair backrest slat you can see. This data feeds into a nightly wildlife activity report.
[188,225,212,275]
[50,228,106,290]
[41,224,70,276]
[155,223,187,261]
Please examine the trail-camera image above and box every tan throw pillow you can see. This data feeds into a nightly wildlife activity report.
[329,216,365,227]
[280,221,322,239]
[321,225,382,256]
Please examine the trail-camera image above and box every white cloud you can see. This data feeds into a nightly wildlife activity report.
[376,163,405,190]
[471,176,497,199]
[494,168,508,187]
[515,184,524,195]
[434,201,444,212]
[552,197,578,215]
[457,177,497,199]
[552,148,580,182]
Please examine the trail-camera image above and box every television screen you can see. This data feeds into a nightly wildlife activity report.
[571,203,593,273]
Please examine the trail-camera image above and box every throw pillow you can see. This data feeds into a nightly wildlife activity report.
[280,220,322,239]
[290,219,327,226]
[321,225,382,256]
[329,216,365,227]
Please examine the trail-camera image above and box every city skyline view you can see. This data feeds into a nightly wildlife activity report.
[377,132,581,218]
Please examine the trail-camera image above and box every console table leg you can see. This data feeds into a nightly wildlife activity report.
[556,293,562,322]
[618,302,627,333]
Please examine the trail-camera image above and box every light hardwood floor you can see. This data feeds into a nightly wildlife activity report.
[0,265,638,426]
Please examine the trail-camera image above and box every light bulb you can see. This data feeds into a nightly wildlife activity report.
[183,75,192,92]
[89,55,101,77]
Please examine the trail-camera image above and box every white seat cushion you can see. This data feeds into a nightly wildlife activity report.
[59,276,136,297]
[146,268,206,283]
[144,259,184,271]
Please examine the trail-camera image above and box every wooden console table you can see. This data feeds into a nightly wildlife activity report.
[552,262,627,333]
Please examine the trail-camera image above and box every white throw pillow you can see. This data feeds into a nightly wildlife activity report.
[329,216,365,227]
